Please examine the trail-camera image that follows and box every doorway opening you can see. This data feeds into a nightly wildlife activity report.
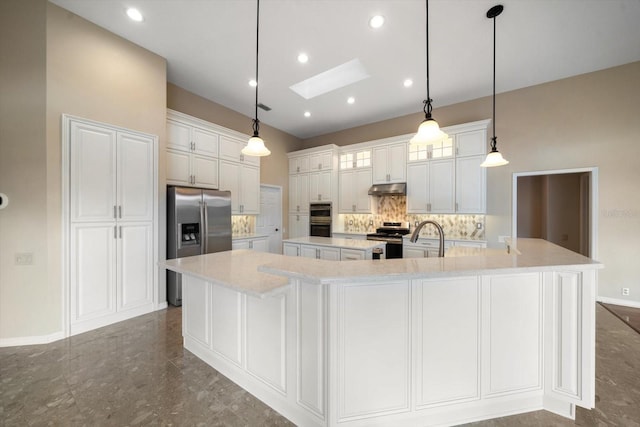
[512,167,598,258]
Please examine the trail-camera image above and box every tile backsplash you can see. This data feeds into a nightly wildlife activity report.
[338,196,485,240]
[232,215,254,235]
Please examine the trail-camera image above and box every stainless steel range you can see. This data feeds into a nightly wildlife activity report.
[366,222,410,259]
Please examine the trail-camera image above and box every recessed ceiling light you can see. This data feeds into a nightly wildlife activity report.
[347,97,355,104]
[403,79,413,88]
[369,15,385,29]
[304,111,311,118]
[248,79,257,87]
[126,8,143,22]
[297,53,309,64]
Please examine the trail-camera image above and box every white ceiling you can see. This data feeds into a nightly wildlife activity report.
[49,0,640,139]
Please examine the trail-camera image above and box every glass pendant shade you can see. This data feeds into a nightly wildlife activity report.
[480,148,509,167]
[410,117,448,146]
[242,135,271,157]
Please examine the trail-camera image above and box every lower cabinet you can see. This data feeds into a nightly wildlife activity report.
[70,222,153,335]
[288,214,309,239]
[284,243,373,260]
[232,236,268,252]
[301,245,340,260]
[403,239,454,258]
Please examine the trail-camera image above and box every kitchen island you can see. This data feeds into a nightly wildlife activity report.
[161,239,602,427]
[283,236,386,260]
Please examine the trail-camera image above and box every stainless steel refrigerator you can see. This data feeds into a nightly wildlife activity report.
[167,186,232,306]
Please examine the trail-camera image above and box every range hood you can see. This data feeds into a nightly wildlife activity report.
[368,183,406,196]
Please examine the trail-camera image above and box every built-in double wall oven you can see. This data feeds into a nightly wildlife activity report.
[309,202,332,237]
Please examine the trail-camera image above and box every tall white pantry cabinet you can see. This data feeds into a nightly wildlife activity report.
[67,117,156,336]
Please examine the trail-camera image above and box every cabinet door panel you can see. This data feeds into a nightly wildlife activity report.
[167,120,191,151]
[118,133,154,221]
[407,162,429,213]
[70,122,117,222]
[211,283,242,365]
[192,127,219,157]
[354,169,372,212]
[429,159,455,213]
[416,277,479,407]
[71,223,116,323]
[166,149,191,186]
[456,130,486,157]
[456,155,485,213]
[300,245,318,259]
[388,143,407,182]
[240,164,260,214]
[118,223,152,311]
[219,160,240,213]
[193,155,219,189]
[372,146,389,183]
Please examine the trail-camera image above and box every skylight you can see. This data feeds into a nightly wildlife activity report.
[289,59,370,100]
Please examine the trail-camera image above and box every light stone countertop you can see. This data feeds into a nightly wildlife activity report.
[232,233,269,241]
[283,236,385,250]
[161,250,289,297]
[160,239,603,295]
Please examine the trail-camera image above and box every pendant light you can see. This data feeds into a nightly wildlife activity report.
[242,0,271,157]
[481,5,508,167]
[410,0,448,146]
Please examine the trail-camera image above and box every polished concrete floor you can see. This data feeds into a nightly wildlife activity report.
[1,304,639,426]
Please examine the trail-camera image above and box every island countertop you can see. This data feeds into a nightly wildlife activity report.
[161,239,602,295]
[283,236,384,250]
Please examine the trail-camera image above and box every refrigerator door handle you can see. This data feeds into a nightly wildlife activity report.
[200,201,208,253]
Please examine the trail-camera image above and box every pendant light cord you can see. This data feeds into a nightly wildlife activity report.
[423,0,432,119]
[491,9,497,148]
[253,0,260,136]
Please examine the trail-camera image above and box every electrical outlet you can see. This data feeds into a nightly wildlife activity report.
[476,222,483,230]
[15,252,33,265]
[369,220,373,226]
[622,287,630,296]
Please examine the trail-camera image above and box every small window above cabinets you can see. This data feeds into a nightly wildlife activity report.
[408,137,453,162]
[339,149,371,170]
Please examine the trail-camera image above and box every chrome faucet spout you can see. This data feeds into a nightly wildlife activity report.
[409,220,445,257]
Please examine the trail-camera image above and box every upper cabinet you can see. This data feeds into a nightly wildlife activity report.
[165,110,261,214]
[219,134,260,166]
[166,116,220,188]
[372,143,406,184]
[288,145,339,210]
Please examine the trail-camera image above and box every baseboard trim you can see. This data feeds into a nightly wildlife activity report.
[597,296,640,309]
[156,301,168,310]
[0,331,65,348]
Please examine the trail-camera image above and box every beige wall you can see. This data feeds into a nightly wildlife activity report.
[304,62,640,304]
[0,0,49,339]
[167,83,302,235]
[0,1,167,341]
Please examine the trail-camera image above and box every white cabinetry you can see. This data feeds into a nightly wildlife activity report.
[454,125,487,213]
[403,239,454,258]
[372,142,406,184]
[288,214,309,239]
[300,244,340,260]
[289,173,309,214]
[339,169,371,213]
[219,160,259,214]
[309,170,332,202]
[456,155,486,213]
[406,119,489,214]
[166,117,219,188]
[232,236,268,252]
[288,147,338,209]
[219,135,260,166]
[68,118,155,335]
[406,159,454,214]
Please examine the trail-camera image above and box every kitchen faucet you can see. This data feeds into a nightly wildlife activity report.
[410,220,445,257]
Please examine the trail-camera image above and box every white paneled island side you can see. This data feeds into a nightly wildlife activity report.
[161,239,602,427]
